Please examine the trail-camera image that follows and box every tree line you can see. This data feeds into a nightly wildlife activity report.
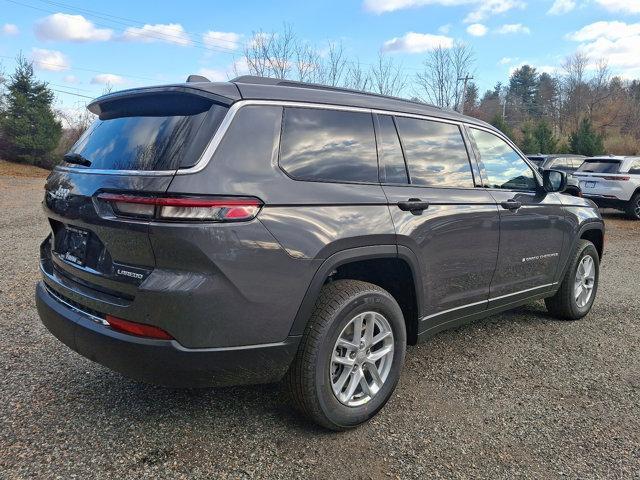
[1,25,639,169]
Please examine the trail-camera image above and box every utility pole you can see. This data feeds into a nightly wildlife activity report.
[457,74,474,114]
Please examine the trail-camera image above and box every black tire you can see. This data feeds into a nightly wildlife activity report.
[545,240,599,320]
[286,280,406,431]
[624,192,640,220]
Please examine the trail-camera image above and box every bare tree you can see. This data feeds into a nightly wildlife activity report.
[415,43,475,110]
[343,59,371,92]
[317,41,347,87]
[294,41,321,82]
[242,30,272,77]
[370,53,407,96]
[266,23,296,79]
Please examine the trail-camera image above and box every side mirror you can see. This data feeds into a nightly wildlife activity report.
[542,169,567,193]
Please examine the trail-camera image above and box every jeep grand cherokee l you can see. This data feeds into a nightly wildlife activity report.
[36,76,604,430]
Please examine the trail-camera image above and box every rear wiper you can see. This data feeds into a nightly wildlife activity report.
[63,152,92,167]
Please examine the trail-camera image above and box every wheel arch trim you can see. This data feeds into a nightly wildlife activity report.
[288,245,424,336]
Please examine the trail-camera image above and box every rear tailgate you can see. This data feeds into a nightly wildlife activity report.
[41,88,231,301]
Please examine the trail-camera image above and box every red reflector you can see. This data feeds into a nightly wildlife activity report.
[106,315,173,340]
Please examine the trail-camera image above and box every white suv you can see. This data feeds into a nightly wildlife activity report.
[574,156,640,220]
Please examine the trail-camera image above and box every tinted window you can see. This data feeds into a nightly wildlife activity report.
[68,95,224,171]
[377,115,408,184]
[470,128,537,190]
[527,156,545,167]
[549,158,570,170]
[577,160,621,173]
[395,117,474,188]
[279,107,377,183]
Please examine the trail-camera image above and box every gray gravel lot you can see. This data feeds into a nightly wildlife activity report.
[0,170,639,479]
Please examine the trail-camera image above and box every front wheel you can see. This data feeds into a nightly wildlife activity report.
[286,280,406,430]
[545,240,599,320]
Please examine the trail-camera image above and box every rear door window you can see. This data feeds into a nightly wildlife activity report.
[577,160,621,173]
[394,116,474,188]
[629,159,640,175]
[68,93,227,171]
[279,107,378,183]
[376,115,408,184]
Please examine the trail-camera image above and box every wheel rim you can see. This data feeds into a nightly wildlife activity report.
[330,311,394,407]
[635,198,640,217]
[574,255,596,308]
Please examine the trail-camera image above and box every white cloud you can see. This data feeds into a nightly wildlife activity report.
[567,21,640,72]
[63,75,79,84]
[382,32,454,53]
[464,0,526,23]
[91,73,125,85]
[467,23,488,36]
[363,0,525,21]
[438,23,452,34]
[499,56,512,64]
[548,0,576,14]
[197,68,228,82]
[2,23,19,36]
[595,0,640,14]
[496,23,531,34]
[31,48,69,71]
[35,13,112,42]
[121,23,191,46]
[202,31,241,50]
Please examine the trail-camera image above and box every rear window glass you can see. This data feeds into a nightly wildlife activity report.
[67,94,227,171]
[279,107,378,183]
[527,157,544,166]
[577,160,621,174]
[395,117,474,188]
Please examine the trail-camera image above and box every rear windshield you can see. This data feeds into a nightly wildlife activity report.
[577,160,621,174]
[527,157,544,166]
[67,93,228,171]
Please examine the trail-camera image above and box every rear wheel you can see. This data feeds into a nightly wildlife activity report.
[545,240,599,320]
[624,192,640,220]
[286,280,406,430]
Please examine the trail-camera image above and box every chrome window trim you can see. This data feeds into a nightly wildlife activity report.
[52,98,493,177]
[419,282,558,322]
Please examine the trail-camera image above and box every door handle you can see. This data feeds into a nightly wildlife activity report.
[500,199,522,211]
[398,199,430,214]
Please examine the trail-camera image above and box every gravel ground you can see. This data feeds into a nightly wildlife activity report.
[0,167,639,479]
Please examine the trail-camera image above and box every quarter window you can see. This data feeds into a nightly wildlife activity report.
[628,159,640,175]
[279,107,378,183]
[377,115,408,184]
[394,117,474,188]
[470,128,537,190]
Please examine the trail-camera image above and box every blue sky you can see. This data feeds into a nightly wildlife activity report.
[2,0,640,112]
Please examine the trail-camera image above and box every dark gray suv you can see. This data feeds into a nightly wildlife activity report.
[36,76,604,430]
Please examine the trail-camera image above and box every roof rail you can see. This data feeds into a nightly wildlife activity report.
[230,75,441,110]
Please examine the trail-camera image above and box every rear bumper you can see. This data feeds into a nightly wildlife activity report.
[36,281,300,387]
[582,194,627,209]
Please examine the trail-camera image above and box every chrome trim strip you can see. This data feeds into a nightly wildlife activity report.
[43,282,109,326]
[420,282,558,322]
[52,98,489,177]
[421,299,488,321]
[489,282,557,302]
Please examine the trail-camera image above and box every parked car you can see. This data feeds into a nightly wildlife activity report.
[574,155,640,220]
[527,154,586,197]
[36,75,605,430]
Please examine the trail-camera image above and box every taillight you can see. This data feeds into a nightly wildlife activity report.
[106,314,173,340]
[601,176,629,181]
[97,193,263,222]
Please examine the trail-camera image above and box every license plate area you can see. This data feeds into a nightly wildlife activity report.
[59,225,89,266]
[580,181,596,188]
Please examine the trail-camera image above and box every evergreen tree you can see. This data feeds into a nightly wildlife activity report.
[569,118,605,156]
[520,121,540,154]
[508,65,539,117]
[490,113,513,139]
[462,81,479,116]
[533,120,558,153]
[0,55,61,166]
